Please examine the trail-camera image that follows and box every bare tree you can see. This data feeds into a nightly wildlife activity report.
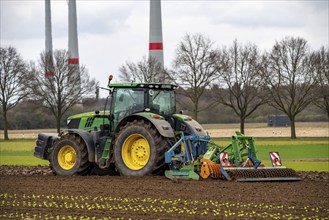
[213,40,269,134]
[312,46,329,118]
[119,56,172,83]
[264,36,318,139]
[0,46,28,140]
[28,49,97,133]
[172,33,217,120]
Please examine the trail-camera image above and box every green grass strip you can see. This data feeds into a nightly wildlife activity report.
[0,151,33,156]
[282,161,329,172]
[256,144,328,160]
[0,156,49,166]
[0,138,328,172]
[0,140,36,151]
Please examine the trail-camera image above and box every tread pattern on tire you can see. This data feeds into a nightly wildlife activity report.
[114,119,170,176]
[50,133,91,176]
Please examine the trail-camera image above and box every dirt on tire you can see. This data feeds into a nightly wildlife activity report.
[0,165,328,219]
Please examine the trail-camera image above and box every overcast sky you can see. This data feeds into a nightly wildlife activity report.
[1,0,328,97]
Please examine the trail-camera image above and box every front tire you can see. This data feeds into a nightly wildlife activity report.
[50,133,91,175]
[114,120,169,176]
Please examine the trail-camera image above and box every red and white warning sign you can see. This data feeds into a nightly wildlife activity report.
[269,152,282,167]
[220,152,230,166]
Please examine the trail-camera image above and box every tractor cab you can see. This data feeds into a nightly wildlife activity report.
[109,83,177,129]
[66,81,177,134]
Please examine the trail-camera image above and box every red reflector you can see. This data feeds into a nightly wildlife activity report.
[153,115,161,119]
[188,117,193,121]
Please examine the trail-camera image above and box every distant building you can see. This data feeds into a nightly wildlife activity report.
[267,115,291,127]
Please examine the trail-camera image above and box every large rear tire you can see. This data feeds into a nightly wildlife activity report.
[50,133,91,175]
[114,120,169,176]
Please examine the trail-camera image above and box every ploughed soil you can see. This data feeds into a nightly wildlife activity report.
[0,166,328,219]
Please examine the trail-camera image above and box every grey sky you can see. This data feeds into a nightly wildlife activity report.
[1,0,328,97]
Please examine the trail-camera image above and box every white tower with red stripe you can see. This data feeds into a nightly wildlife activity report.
[45,0,54,77]
[68,0,79,66]
[149,0,165,82]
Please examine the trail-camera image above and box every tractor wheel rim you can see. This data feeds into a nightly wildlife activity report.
[58,145,77,170]
[122,134,150,170]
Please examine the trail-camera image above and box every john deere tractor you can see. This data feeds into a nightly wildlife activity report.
[34,76,301,181]
[34,76,207,176]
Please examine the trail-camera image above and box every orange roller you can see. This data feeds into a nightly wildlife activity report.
[200,164,210,179]
[209,163,221,178]
[200,159,222,179]
[200,158,212,179]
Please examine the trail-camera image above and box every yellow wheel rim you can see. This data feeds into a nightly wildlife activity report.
[58,146,77,170]
[122,134,150,170]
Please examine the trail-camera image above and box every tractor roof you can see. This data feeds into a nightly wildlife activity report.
[109,82,177,90]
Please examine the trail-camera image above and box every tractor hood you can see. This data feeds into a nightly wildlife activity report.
[67,111,110,131]
[68,111,110,120]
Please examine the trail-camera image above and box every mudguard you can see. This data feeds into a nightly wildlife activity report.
[67,129,96,162]
[181,119,207,136]
[172,115,207,136]
[116,114,175,138]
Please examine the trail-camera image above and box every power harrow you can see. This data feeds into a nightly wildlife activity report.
[165,132,301,182]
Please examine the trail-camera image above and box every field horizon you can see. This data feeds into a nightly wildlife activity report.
[1,121,328,139]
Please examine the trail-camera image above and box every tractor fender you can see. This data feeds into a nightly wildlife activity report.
[67,129,96,162]
[116,115,175,138]
[178,119,208,136]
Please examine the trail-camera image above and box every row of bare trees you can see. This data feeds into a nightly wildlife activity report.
[119,34,328,138]
[1,35,327,139]
[0,47,97,139]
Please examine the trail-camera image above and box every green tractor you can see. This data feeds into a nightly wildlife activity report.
[34,76,301,181]
[34,76,207,176]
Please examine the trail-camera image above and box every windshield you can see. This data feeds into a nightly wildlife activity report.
[149,89,176,115]
[112,88,144,127]
[111,87,176,128]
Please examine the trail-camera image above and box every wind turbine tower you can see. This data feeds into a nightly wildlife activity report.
[149,0,165,82]
[45,0,54,77]
[68,0,80,66]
